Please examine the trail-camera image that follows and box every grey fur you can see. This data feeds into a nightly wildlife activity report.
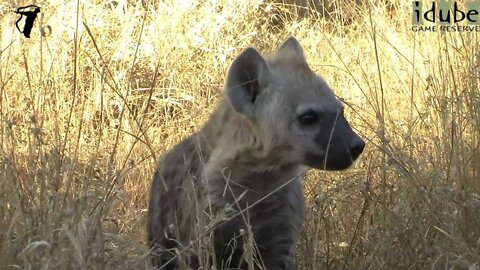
[147,37,365,270]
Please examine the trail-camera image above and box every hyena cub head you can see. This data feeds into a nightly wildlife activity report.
[226,37,365,170]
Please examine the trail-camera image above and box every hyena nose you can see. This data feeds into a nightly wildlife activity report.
[349,137,365,159]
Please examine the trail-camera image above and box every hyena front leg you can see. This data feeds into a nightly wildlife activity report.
[255,221,298,270]
[215,218,297,270]
[251,183,304,270]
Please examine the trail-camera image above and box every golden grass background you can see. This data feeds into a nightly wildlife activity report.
[0,0,479,269]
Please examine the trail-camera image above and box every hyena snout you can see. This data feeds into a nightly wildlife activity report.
[307,114,365,171]
[319,134,364,171]
[325,122,365,171]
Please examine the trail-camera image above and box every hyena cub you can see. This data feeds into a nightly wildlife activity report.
[147,37,365,269]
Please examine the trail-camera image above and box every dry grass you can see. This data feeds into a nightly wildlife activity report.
[0,0,479,269]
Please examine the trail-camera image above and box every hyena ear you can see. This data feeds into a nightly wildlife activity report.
[277,37,307,64]
[226,47,271,118]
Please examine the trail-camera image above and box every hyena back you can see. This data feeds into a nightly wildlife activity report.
[147,37,365,269]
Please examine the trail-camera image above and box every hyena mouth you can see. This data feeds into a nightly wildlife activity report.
[305,152,351,171]
[306,140,365,171]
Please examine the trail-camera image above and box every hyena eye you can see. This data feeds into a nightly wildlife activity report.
[298,110,319,125]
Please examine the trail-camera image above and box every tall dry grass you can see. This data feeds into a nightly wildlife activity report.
[0,0,479,269]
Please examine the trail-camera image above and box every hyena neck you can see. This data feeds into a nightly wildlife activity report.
[198,100,305,202]
[199,100,288,171]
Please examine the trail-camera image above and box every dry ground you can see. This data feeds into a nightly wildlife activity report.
[0,0,479,269]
